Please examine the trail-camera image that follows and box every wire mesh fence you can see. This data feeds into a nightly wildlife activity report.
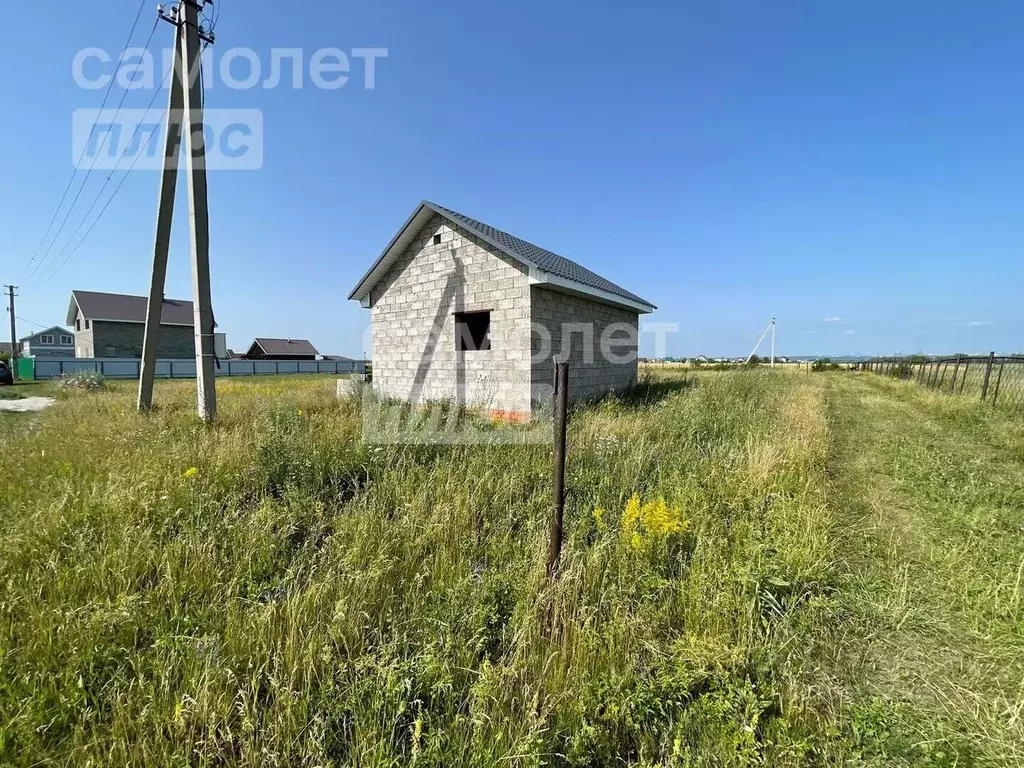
[856,353,1024,410]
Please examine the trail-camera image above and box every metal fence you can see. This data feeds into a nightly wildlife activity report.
[30,356,367,380]
[856,353,1024,409]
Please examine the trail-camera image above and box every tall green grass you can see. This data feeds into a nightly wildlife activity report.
[0,372,843,765]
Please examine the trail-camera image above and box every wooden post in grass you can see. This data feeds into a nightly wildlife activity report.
[959,359,970,394]
[981,351,996,401]
[949,355,961,394]
[548,361,569,580]
[991,358,1006,407]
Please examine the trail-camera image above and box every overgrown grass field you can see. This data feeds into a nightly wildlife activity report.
[0,371,1021,765]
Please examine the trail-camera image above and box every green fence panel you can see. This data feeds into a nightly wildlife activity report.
[16,357,34,380]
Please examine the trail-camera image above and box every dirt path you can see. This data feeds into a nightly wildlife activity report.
[0,396,55,413]
[824,374,1024,765]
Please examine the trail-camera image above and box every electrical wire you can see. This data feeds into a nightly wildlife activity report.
[29,17,160,282]
[23,0,150,280]
[40,80,166,280]
[41,0,215,285]
[41,105,170,285]
[16,316,53,331]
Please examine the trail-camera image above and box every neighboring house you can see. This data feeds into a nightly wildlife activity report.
[348,200,656,414]
[20,326,75,358]
[245,338,319,360]
[67,290,195,358]
[321,354,358,362]
[694,355,709,363]
[0,342,12,357]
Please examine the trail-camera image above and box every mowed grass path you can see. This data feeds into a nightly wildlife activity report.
[0,371,1021,765]
[823,373,1024,765]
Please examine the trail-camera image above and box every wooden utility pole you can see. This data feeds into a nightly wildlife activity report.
[4,285,17,380]
[138,0,217,420]
[548,362,569,580]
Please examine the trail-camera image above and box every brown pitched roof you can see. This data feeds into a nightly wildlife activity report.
[67,290,195,326]
[249,338,319,357]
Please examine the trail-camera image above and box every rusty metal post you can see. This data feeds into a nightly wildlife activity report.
[991,358,1006,407]
[981,351,996,401]
[948,355,961,393]
[548,361,569,580]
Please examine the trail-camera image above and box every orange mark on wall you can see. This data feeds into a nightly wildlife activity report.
[489,409,530,424]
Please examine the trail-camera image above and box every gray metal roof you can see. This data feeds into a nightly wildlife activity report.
[19,326,73,343]
[250,338,319,357]
[428,203,654,308]
[349,201,655,312]
[68,290,195,326]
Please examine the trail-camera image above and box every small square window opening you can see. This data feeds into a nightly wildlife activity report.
[433,234,442,245]
[455,311,491,352]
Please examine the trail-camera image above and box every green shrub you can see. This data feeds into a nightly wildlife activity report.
[811,358,840,372]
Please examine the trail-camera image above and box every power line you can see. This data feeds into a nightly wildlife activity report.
[29,16,160,282]
[45,3,215,286]
[41,104,169,284]
[23,0,150,280]
[16,316,52,331]
[40,79,167,283]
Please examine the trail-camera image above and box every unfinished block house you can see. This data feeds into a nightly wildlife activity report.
[348,201,656,414]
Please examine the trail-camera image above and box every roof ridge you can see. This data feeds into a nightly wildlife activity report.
[421,202,654,309]
[349,200,655,312]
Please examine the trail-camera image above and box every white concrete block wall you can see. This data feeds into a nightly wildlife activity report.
[529,287,639,404]
[369,214,534,412]
[368,214,641,414]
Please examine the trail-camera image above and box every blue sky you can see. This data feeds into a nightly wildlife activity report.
[2,0,1022,358]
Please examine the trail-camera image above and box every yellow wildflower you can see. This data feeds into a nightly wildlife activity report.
[593,506,606,531]
[182,467,199,479]
[618,493,688,551]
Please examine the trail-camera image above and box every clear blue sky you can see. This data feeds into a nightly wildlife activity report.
[2,0,1022,358]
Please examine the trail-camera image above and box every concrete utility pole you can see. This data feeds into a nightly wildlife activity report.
[5,285,17,379]
[139,0,217,420]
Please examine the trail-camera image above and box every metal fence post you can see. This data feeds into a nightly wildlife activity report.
[981,352,996,401]
[548,361,569,580]
[991,358,1006,407]
[949,355,961,394]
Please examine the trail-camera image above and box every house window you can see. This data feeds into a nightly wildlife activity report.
[76,319,81,331]
[455,311,491,352]
[433,234,442,245]
[60,335,73,345]
[85,320,90,330]
[40,334,54,345]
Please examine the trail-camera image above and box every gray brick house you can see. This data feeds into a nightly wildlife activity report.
[348,201,656,414]
[67,290,196,358]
